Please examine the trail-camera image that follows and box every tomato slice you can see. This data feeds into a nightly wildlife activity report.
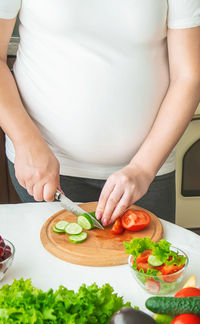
[161,264,184,275]
[145,278,160,293]
[121,209,151,231]
[136,249,152,264]
[171,314,200,324]
[175,287,200,297]
[110,218,124,235]
[161,264,184,282]
[136,262,154,273]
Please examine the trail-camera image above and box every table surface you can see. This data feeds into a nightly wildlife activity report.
[1,202,200,314]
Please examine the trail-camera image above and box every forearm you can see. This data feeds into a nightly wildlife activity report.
[130,78,200,178]
[0,60,45,147]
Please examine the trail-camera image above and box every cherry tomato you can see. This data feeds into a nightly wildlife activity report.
[145,278,160,293]
[110,218,124,234]
[136,249,152,264]
[175,287,200,297]
[171,314,200,324]
[121,209,151,231]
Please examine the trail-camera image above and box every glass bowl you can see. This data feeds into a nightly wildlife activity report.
[128,246,189,295]
[0,239,15,281]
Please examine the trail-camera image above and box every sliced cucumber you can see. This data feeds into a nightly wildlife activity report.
[55,220,69,231]
[77,214,93,230]
[68,232,88,244]
[65,223,83,235]
[53,226,65,233]
[148,255,163,267]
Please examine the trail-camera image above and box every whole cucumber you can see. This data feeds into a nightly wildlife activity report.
[145,296,200,316]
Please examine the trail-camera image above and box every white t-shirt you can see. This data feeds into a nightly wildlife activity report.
[1,0,200,179]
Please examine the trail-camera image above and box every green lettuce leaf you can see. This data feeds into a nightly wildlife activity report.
[0,278,132,323]
[124,238,186,267]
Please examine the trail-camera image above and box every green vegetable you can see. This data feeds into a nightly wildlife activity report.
[124,238,154,258]
[0,278,132,323]
[145,296,200,316]
[55,220,69,231]
[65,222,83,235]
[124,238,186,267]
[77,214,93,230]
[153,314,174,324]
[68,232,88,243]
[52,226,65,233]
[148,255,163,267]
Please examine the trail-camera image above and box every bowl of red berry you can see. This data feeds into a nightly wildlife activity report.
[0,235,15,281]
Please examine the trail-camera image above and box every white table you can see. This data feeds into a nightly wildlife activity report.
[0,202,200,314]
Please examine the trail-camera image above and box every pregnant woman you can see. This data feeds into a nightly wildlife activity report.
[0,0,199,225]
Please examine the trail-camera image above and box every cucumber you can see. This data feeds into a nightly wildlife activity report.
[52,226,65,233]
[65,223,82,235]
[68,232,87,243]
[55,220,69,231]
[145,296,200,316]
[77,214,93,230]
[148,255,163,267]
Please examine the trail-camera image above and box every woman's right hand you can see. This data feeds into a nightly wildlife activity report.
[14,139,60,202]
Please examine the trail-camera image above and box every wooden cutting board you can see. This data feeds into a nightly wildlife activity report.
[40,202,163,267]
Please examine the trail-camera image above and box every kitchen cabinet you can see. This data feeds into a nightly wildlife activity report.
[0,57,21,204]
[0,128,20,204]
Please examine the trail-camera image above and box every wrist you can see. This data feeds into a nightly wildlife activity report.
[128,158,157,183]
[13,124,46,150]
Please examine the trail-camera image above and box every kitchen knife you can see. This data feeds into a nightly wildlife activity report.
[55,189,104,230]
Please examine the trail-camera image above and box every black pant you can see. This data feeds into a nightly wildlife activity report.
[7,160,175,223]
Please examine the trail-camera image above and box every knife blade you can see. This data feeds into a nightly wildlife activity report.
[55,190,104,230]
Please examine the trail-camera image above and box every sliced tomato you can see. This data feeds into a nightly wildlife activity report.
[136,262,154,273]
[161,264,184,282]
[110,218,124,235]
[121,209,151,231]
[171,314,200,324]
[175,287,200,297]
[145,278,160,293]
[136,249,152,264]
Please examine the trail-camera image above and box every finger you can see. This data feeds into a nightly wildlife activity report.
[109,193,132,224]
[43,182,57,202]
[16,176,26,189]
[25,183,34,196]
[96,180,115,220]
[33,183,44,201]
[57,185,65,195]
[100,186,124,226]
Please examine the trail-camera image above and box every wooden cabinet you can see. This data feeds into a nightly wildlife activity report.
[0,57,21,204]
[0,128,21,203]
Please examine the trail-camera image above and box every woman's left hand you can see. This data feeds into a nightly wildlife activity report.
[96,163,154,226]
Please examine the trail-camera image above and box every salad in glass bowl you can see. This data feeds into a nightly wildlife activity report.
[124,238,188,295]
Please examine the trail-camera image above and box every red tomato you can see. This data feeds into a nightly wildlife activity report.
[136,262,154,273]
[171,314,200,324]
[161,264,184,282]
[121,209,151,231]
[161,264,184,275]
[175,287,200,297]
[110,218,124,234]
[145,278,160,293]
[136,249,152,264]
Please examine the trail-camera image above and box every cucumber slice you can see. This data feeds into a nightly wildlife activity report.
[68,232,87,244]
[52,226,65,233]
[55,220,69,231]
[148,255,163,267]
[65,223,82,235]
[77,214,93,230]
